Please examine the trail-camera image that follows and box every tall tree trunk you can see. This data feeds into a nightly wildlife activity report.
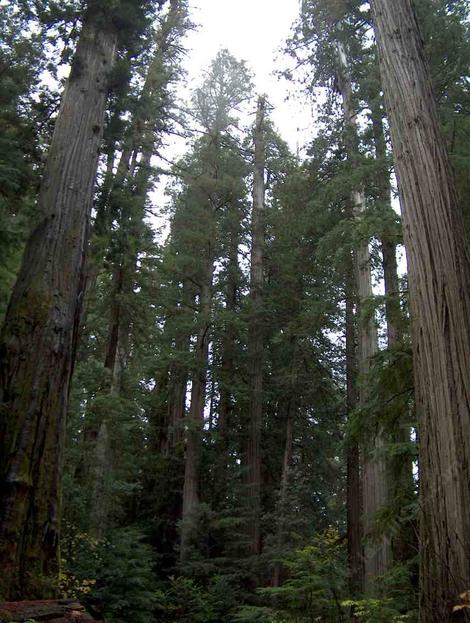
[345,255,363,597]
[88,419,111,538]
[86,3,189,536]
[180,264,212,561]
[370,2,470,619]
[370,94,417,567]
[244,96,266,557]
[215,232,239,510]
[272,340,298,587]
[88,260,133,537]
[335,40,391,593]
[167,279,193,452]
[369,96,403,347]
[0,6,116,598]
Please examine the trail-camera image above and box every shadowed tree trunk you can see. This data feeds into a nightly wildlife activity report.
[215,223,240,509]
[335,39,391,593]
[0,4,117,598]
[167,279,193,452]
[345,254,363,597]
[370,92,417,567]
[272,339,299,587]
[180,264,213,561]
[244,96,266,557]
[86,2,189,536]
[371,1,470,620]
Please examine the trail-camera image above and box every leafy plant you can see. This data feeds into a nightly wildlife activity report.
[62,527,158,623]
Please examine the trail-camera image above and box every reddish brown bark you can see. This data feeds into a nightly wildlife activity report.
[336,40,391,593]
[272,341,299,587]
[371,1,470,620]
[244,96,266,557]
[0,600,100,623]
[345,258,363,597]
[180,268,212,561]
[214,231,239,509]
[0,5,117,598]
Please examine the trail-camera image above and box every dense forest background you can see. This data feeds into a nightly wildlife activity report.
[0,1,469,622]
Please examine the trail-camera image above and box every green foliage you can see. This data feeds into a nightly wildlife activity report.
[341,598,416,623]
[3,0,466,615]
[155,575,240,623]
[62,527,158,623]
[258,531,346,623]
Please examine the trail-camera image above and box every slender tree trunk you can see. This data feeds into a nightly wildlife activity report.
[345,256,363,597]
[0,6,116,598]
[370,96,417,567]
[88,260,132,537]
[370,2,470,619]
[88,419,111,538]
[369,98,403,347]
[167,279,193,452]
[244,96,266,557]
[273,340,298,587]
[180,264,212,561]
[86,4,189,535]
[335,41,391,593]
[354,187,390,593]
[215,234,239,509]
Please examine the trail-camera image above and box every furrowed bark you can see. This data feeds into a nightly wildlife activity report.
[215,227,239,509]
[244,96,266,557]
[167,279,193,452]
[370,93,416,567]
[370,1,470,620]
[273,339,299,587]
[0,4,117,598]
[345,256,363,597]
[180,265,212,561]
[335,40,391,593]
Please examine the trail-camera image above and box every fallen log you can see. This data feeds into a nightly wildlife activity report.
[0,600,100,623]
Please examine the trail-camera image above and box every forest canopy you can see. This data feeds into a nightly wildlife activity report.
[0,1,469,623]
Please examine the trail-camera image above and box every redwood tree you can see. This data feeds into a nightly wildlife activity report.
[371,1,470,620]
[244,96,266,557]
[0,0,149,598]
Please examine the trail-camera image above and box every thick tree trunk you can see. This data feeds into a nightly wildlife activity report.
[180,266,212,561]
[0,6,116,598]
[336,40,391,593]
[370,2,470,620]
[244,96,266,557]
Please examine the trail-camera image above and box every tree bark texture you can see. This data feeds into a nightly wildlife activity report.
[0,6,116,598]
[370,95,417,567]
[370,99,403,347]
[335,40,391,593]
[273,340,299,587]
[180,266,212,561]
[214,229,239,510]
[370,1,470,620]
[354,189,391,594]
[167,280,193,452]
[244,96,266,557]
[345,257,363,597]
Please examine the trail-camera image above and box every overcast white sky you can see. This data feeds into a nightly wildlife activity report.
[179,0,313,151]
[150,0,315,232]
